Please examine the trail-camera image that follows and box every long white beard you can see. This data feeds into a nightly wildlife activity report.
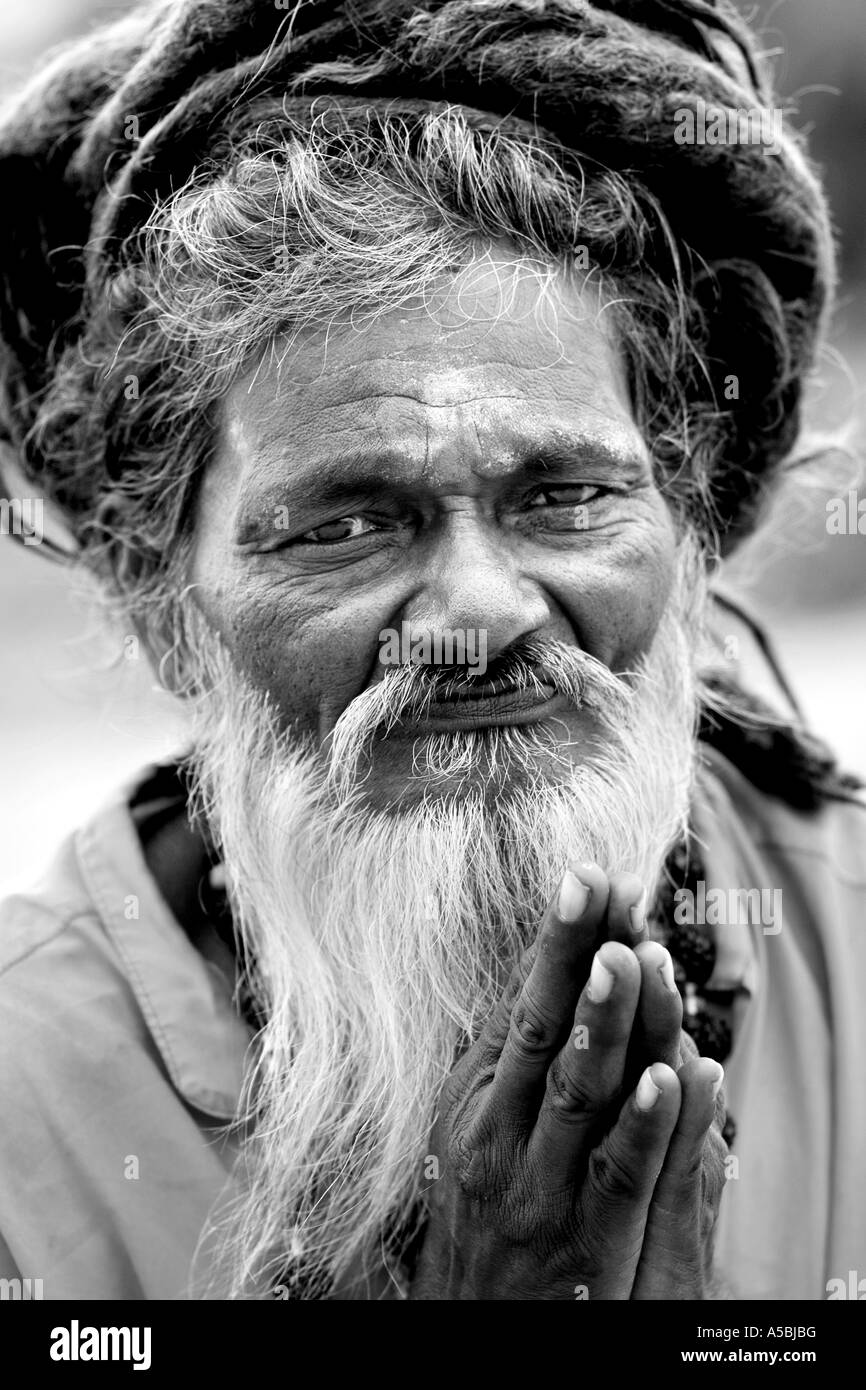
[186,540,706,1298]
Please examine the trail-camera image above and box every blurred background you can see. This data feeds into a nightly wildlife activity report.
[0,0,864,893]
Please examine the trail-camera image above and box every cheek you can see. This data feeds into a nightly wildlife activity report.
[192,564,394,741]
[551,508,679,669]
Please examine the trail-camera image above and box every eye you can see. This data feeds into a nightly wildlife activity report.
[299,515,382,544]
[526,484,607,509]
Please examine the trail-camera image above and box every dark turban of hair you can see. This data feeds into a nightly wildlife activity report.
[0,0,836,559]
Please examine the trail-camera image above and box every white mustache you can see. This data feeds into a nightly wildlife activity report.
[326,639,635,791]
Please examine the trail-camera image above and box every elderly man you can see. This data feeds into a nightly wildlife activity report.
[0,0,863,1303]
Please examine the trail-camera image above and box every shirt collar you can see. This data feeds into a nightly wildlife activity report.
[75,771,252,1120]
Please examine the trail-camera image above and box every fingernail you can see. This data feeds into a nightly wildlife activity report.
[656,946,677,994]
[708,1061,725,1099]
[636,1067,661,1112]
[629,887,647,937]
[640,940,679,994]
[558,869,590,923]
[588,951,614,1003]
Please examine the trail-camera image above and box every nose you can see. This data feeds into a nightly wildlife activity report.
[400,513,551,665]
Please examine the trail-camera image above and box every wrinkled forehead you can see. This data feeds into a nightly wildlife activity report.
[210,255,647,506]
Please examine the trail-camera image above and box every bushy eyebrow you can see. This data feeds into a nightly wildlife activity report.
[235,433,650,538]
[522,440,649,478]
[275,435,647,499]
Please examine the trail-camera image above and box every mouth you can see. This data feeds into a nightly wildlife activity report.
[399,679,572,733]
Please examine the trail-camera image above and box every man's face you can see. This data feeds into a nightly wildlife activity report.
[190,258,679,805]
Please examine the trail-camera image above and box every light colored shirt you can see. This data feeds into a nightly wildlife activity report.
[0,780,251,1299]
[692,749,866,1300]
[0,747,864,1299]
